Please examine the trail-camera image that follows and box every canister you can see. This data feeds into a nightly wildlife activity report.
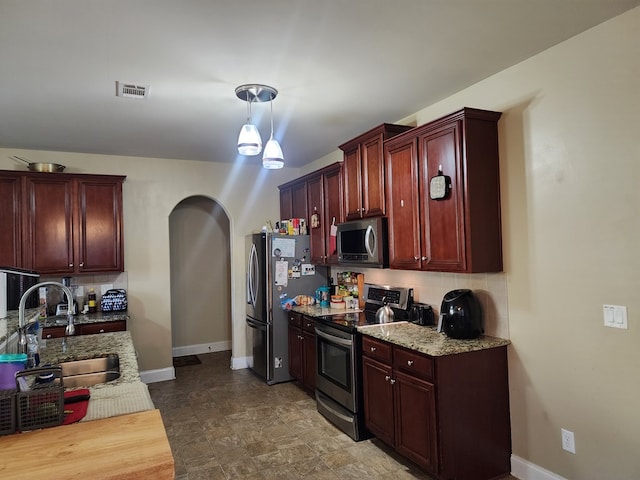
[0,354,27,390]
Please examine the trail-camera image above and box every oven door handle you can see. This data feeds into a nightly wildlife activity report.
[315,328,353,347]
[317,393,356,423]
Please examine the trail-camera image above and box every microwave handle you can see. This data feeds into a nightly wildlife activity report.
[364,225,376,258]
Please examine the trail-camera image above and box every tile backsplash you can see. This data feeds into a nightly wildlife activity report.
[341,268,509,339]
[40,272,128,315]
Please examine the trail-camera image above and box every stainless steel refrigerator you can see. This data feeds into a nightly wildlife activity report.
[246,233,328,385]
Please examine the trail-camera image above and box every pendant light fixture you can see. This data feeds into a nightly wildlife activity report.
[262,98,284,169]
[235,84,284,169]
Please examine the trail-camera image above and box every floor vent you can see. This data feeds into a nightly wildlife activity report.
[116,81,149,99]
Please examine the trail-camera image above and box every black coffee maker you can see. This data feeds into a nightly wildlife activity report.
[438,289,483,339]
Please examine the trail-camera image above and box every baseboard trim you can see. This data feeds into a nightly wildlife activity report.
[231,355,251,370]
[172,341,231,357]
[140,367,175,384]
[511,455,567,480]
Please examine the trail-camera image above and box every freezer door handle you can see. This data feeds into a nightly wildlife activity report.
[246,317,268,329]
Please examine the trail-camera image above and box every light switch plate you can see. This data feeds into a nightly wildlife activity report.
[603,304,628,329]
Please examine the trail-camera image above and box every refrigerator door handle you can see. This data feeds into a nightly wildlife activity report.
[247,242,258,307]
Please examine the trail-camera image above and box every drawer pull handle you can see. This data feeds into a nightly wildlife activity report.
[99,329,105,333]
[407,360,414,366]
[370,347,376,352]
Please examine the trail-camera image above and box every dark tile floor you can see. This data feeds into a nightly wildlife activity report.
[148,351,518,480]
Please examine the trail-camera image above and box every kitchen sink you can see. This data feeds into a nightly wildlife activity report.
[59,354,120,388]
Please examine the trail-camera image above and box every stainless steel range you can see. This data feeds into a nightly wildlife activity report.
[315,283,413,441]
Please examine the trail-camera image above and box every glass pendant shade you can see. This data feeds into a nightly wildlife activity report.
[262,138,284,169]
[237,123,262,156]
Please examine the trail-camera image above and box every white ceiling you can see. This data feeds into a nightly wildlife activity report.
[1,0,638,168]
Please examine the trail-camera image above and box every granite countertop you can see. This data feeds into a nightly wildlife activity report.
[291,305,363,316]
[1,308,128,347]
[358,322,510,357]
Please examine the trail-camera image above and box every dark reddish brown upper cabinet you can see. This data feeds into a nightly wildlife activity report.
[306,163,343,265]
[339,124,412,221]
[17,172,125,275]
[385,108,502,272]
[0,172,24,267]
[279,181,308,221]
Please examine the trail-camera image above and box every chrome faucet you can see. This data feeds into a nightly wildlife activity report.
[18,281,75,354]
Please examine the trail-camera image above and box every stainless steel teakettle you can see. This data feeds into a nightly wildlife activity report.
[375,297,395,324]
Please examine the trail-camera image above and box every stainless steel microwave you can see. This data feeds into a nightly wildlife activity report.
[336,217,388,268]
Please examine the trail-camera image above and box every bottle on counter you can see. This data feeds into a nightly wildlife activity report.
[87,288,97,313]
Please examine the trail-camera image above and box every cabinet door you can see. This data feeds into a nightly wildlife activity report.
[291,182,308,221]
[306,176,326,264]
[25,177,75,274]
[78,320,127,336]
[385,139,421,269]
[343,145,363,220]
[322,167,343,264]
[78,179,124,273]
[419,123,466,271]
[394,370,438,474]
[279,186,293,220]
[0,175,23,267]
[362,356,395,446]
[287,324,303,381]
[302,330,316,391]
[361,134,385,218]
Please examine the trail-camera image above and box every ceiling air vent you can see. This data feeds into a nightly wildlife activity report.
[116,81,150,99]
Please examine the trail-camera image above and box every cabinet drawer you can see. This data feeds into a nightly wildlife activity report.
[288,312,302,328]
[362,336,392,363]
[302,316,315,333]
[78,320,126,336]
[42,326,67,339]
[394,347,434,381]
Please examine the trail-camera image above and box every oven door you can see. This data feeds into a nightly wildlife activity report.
[315,323,356,412]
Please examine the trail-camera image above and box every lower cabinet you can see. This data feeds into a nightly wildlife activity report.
[287,313,316,392]
[361,335,511,480]
[42,319,127,339]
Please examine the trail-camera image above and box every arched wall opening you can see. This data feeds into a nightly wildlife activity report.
[169,195,232,357]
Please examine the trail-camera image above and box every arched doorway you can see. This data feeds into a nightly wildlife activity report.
[169,195,231,357]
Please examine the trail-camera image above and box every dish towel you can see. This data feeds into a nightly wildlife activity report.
[63,389,91,424]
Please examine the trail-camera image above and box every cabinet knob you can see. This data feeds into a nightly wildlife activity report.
[79,262,84,267]
[385,375,391,382]
[390,379,396,385]
[69,263,73,267]
[370,346,376,352]
[46,334,52,339]
[305,323,312,328]
[407,360,414,366]
[421,257,427,261]
[99,329,105,333]
[400,200,404,207]
[414,256,420,261]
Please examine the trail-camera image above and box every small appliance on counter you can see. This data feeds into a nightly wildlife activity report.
[100,289,128,312]
[410,302,434,326]
[438,289,483,339]
[0,267,40,318]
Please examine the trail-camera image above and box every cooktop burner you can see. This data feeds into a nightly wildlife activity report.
[315,283,414,333]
